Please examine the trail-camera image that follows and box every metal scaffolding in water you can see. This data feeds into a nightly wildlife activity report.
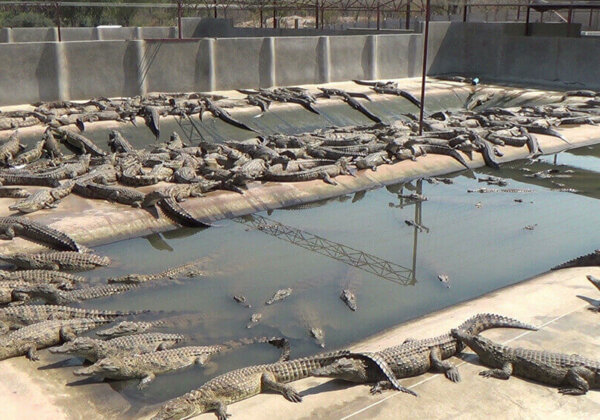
[234,206,419,286]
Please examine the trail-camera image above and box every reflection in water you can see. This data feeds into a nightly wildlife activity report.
[234,214,417,286]
[143,233,174,252]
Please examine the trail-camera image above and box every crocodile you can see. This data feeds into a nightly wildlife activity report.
[233,295,251,308]
[0,131,25,163]
[73,336,291,389]
[1,251,111,271]
[13,283,137,304]
[318,88,383,124]
[49,332,186,362]
[10,140,45,166]
[312,313,537,392]
[0,216,82,251]
[108,258,206,284]
[265,288,293,305]
[142,105,161,139]
[551,249,600,270]
[151,350,414,420]
[9,181,74,213]
[107,130,136,154]
[452,328,600,395]
[53,127,106,157]
[0,318,112,361]
[0,154,90,187]
[263,157,354,185]
[0,187,30,198]
[73,181,146,208]
[340,289,358,311]
[96,320,165,338]
[157,197,212,228]
[201,98,257,132]
[354,151,392,171]
[0,269,85,285]
[0,304,135,334]
[310,327,326,348]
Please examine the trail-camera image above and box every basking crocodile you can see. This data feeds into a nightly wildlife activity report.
[0,216,82,251]
[157,197,212,228]
[201,98,257,132]
[50,332,186,362]
[551,249,600,270]
[452,328,600,395]
[312,313,537,392]
[0,304,136,334]
[53,127,105,157]
[108,130,136,154]
[9,181,75,213]
[263,157,354,185]
[0,269,84,286]
[42,128,64,159]
[10,140,45,166]
[0,131,25,163]
[318,88,383,124]
[152,349,414,420]
[13,283,137,304]
[1,251,111,271]
[0,318,112,361]
[72,181,146,208]
[74,337,291,389]
[0,187,30,198]
[0,154,90,187]
[96,320,165,339]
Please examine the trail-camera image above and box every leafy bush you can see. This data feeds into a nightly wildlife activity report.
[5,12,54,28]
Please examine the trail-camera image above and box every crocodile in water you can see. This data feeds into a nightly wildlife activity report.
[0,216,82,251]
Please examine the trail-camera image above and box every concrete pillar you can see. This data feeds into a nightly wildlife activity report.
[260,37,276,88]
[168,26,178,39]
[133,40,148,96]
[93,27,103,40]
[205,38,216,92]
[50,27,59,42]
[366,35,378,80]
[317,36,331,83]
[54,41,69,100]
[0,28,13,43]
[134,26,142,40]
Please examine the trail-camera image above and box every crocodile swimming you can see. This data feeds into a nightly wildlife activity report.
[50,332,186,362]
[96,320,165,339]
[151,350,415,420]
[74,336,291,389]
[312,313,537,392]
[452,328,600,395]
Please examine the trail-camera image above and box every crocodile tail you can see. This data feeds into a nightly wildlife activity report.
[551,250,600,270]
[221,336,291,361]
[457,313,538,335]
[587,275,600,292]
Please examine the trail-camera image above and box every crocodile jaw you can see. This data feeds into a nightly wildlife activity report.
[151,400,202,420]
[311,358,369,383]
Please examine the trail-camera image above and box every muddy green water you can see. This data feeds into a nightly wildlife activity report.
[16,86,598,414]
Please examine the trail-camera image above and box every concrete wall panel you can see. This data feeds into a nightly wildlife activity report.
[377,34,421,78]
[274,37,320,86]
[61,28,96,41]
[214,37,264,89]
[11,28,57,42]
[143,41,211,92]
[63,41,138,100]
[329,35,370,81]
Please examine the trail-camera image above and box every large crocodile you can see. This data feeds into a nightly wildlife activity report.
[1,251,111,270]
[0,304,137,334]
[312,313,537,392]
[9,181,75,213]
[0,318,112,361]
[53,127,106,157]
[151,350,414,420]
[108,258,207,284]
[96,320,165,338]
[0,216,82,251]
[13,283,137,304]
[49,332,186,362]
[0,269,86,285]
[551,249,600,270]
[263,157,354,185]
[452,328,600,395]
[74,337,292,389]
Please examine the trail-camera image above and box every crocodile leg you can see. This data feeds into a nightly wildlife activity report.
[214,402,230,420]
[479,361,513,379]
[60,326,78,342]
[0,225,16,240]
[139,373,157,390]
[26,344,40,361]
[322,173,337,185]
[430,347,461,382]
[260,372,303,402]
[559,366,593,395]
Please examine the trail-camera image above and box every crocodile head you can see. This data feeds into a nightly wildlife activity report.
[311,357,370,383]
[49,337,98,355]
[152,398,201,420]
[450,328,492,358]
[73,357,121,377]
[96,321,148,338]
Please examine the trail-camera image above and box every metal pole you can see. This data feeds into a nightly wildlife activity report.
[377,2,381,30]
[315,0,319,29]
[177,0,182,39]
[525,5,531,36]
[260,8,263,28]
[463,4,468,22]
[589,8,593,27]
[418,0,430,135]
[55,1,62,42]
[516,5,520,21]
[406,0,411,29]
[567,1,573,24]
[213,0,217,18]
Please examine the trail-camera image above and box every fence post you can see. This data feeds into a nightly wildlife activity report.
[567,1,573,24]
[315,0,319,29]
[273,1,277,28]
[213,0,217,18]
[406,1,411,29]
[260,8,263,28]
[525,5,531,35]
[589,8,593,27]
[177,0,183,39]
[377,2,381,30]
[55,1,62,42]
[463,3,468,22]
[517,6,521,21]
[418,0,430,135]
